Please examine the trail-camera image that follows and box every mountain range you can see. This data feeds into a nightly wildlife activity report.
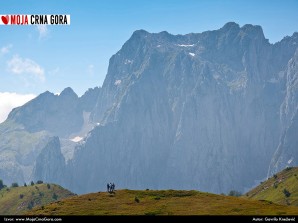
[0,22,297,194]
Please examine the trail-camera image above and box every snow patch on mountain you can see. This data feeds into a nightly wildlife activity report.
[124,59,133,65]
[177,44,194,47]
[114,80,122,86]
[70,136,83,142]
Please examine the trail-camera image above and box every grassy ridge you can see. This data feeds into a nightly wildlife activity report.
[0,183,75,215]
[246,167,298,206]
[28,189,298,215]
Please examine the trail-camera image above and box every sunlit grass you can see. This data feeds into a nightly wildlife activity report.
[27,189,298,215]
[245,167,298,206]
[0,184,74,215]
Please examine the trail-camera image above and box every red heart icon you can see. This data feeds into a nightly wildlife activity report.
[1,15,9,25]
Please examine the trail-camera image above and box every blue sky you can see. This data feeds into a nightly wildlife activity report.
[0,0,298,122]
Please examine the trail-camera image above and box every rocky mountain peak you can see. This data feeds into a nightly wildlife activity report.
[131,29,150,38]
[221,21,240,32]
[59,87,78,99]
[241,24,265,40]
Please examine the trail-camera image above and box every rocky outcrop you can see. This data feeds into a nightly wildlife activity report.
[79,87,101,112]
[33,137,65,185]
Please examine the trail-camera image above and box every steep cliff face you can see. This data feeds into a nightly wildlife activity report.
[1,23,298,194]
[62,23,298,194]
[268,48,298,175]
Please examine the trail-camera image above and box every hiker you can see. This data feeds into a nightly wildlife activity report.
[107,183,110,192]
[109,182,112,192]
[112,183,115,192]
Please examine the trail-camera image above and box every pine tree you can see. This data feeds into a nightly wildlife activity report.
[0,179,4,190]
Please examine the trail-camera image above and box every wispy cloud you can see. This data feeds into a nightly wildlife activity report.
[36,25,48,39]
[7,55,45,82]
[1,44,13,55]
[0,92,36,123]
[48,67,60,76]
[88,64,94,75]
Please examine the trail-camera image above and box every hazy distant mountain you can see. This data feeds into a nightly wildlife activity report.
[1,22,297,194]
[8,87,82,137]
[0,87,101,185]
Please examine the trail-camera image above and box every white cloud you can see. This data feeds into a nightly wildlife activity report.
[0,92,36,123]
[7,55,45,82]
[1,44,13,55]
[36,25,48,39]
